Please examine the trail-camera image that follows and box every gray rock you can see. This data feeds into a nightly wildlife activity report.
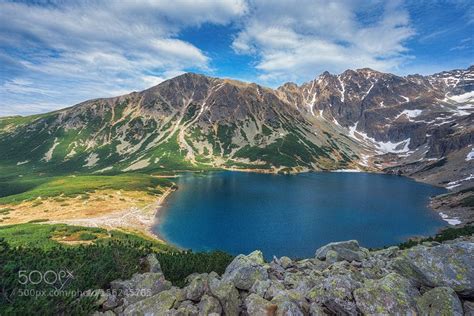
[122,288,179,315]
[393,241,474,297]
[170,300,199,316]
[198,294,222,316]
[245,293,277,316]
[222,250,268,290]
[208,277,240,316]
[110,272,171,306]
[184,274,209,302]
[279,256,293,269]
[283,272,316,294]
[309,303,328,316]
[91,311,116,316]
[250,279,271,297]
[353,273,420,315]
[416,287,463,316]
[325,250,339,264]
[145,254,162,273]
[464,300,474,316]
[371,246,399,258]
[315,240,368,262]
[272,292,307,315]
[306,274,360,315]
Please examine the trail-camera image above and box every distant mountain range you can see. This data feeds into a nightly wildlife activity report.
[1,66,473,195]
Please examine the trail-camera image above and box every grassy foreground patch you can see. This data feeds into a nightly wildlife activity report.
[0,223,233,315]
[0,173,172,205]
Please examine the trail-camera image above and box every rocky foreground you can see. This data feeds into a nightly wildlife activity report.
[92,237,474,315]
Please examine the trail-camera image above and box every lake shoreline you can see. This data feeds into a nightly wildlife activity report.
[152,171,449,258]
[43,186,177,243]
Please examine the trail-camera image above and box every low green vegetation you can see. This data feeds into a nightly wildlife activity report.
[398,224,474,249]
[0,223,234,315]
[0,173,172,205]
[156,251,233,287]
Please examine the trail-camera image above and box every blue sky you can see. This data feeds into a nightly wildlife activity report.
[0,0,473,116]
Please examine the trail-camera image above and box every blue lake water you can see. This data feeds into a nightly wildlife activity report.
[154,171,447,259]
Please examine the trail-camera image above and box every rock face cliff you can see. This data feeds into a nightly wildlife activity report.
[92,236,474,315]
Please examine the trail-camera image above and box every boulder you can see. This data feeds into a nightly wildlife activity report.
[197,294,222,316]
[393,241,474,297]
[208,277,240,316]
[122,288,180,315]
[306,274,360,315]
[110,272,171,306]
[245,293,277,316]
[416,287,463,316]
[271,293,307,315]
[222,250,268,290]
[184,274,209,302]
[171,300,199,316]
[283,271,316,294]
[315,240,368,262]
[308,303,328,316]
[353,273,420,315]
[279,256,293,269]
[145,254,162,273]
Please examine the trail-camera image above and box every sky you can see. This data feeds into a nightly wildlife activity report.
[0,0,473,116]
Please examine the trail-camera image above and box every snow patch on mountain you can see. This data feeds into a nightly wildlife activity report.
[446,174,474,190]
[396,109,422,120]
[450,91,474,103]
[466,147,474,161]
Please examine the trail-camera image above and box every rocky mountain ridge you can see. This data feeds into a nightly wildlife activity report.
[0,66,472,214]
[91,236,474,315]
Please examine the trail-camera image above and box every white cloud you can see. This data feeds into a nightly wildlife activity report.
[232,0,415,83]
[0,0,247,115]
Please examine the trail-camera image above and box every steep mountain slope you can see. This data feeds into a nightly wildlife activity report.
[277,66,473,189]
[0,74,363,177]
[0,67,472,193]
